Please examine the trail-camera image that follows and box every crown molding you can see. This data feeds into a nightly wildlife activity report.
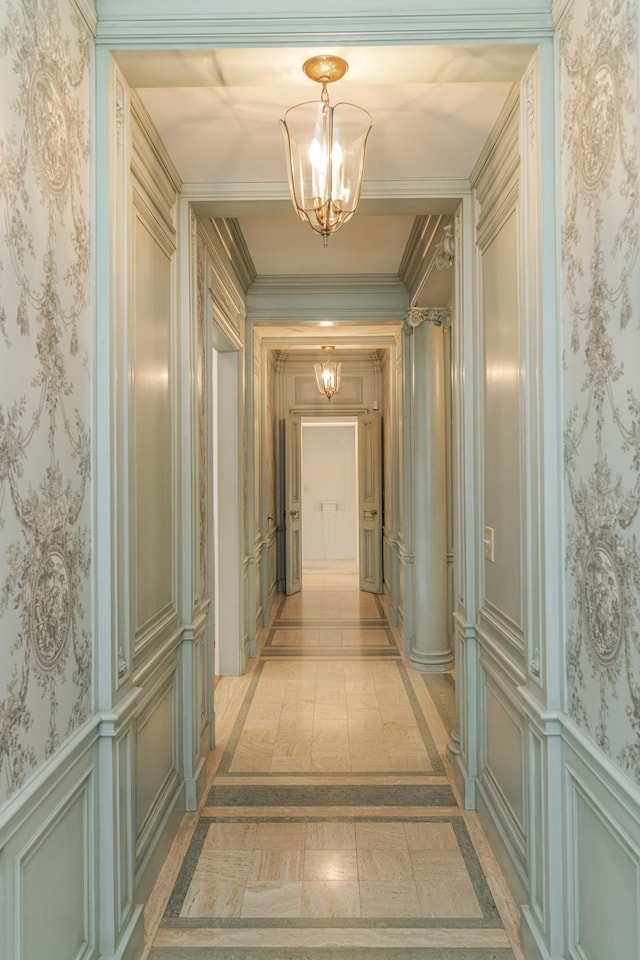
[73,0,98,35]
[95,5,554,46]
[246,274,409,323]
[180,179,470,210]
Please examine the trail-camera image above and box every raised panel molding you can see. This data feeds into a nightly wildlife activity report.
[479,660,528,880]
[568,773,640,960]
[0,722,99,960]
[18,776,93,960]
[134,660,180,869]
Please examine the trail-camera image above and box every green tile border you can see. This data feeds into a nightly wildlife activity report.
[205,783,456,808]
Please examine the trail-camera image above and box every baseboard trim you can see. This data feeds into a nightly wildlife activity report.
[100,904,145,960]
[184,752,208,811]
[134,779,185,904]
[476,779,529,907]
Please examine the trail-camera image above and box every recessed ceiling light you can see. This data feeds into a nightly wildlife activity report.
[319,321,333,327]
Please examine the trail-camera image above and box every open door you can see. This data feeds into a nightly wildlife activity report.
[285,416,302,595]
[358,413,382,593]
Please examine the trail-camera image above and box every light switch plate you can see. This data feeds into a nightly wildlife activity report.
[484,525,495,562]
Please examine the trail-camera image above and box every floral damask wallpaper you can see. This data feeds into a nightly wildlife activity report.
[560,0,640,781]
[0,0,91,803]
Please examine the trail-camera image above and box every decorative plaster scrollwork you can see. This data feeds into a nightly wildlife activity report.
[525,69,536,150]
[434,224,455,271]
[115,78,125,155]
[405,307,452,331]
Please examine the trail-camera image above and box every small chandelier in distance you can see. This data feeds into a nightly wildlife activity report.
[314,346,341,401]
[281,55,372,246]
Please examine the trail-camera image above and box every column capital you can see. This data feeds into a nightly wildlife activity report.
[405,306,452,331]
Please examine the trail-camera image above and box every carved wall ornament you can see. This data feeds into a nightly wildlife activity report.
[115,78,125,155]
[29,71,71,194]
[434,224,455,271]
[405,307,452,331]
[583,544,623,666]
[30,548,72,672]
[579,63,617,190]
[525,69,536,150]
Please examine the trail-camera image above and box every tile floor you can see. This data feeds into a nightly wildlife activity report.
[142,575,524,960]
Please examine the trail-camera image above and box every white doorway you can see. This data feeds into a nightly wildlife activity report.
[301,418,359,578]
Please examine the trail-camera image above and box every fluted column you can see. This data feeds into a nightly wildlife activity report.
[406,307,454,672]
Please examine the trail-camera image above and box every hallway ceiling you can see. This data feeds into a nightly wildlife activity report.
[120,44,534,279]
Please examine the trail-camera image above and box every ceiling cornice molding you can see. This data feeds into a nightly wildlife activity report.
[95,7,554,46]
[181,178,471,205]
[211,218,257,293]
[73,0,98,35]
[246,274,410,322]
[249,274,406,291]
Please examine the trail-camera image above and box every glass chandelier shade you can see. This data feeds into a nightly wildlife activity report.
[281,57,372,246]
[314,346,342,401]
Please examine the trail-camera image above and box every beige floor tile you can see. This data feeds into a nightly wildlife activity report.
[355,822,409,851]
[350,754,393,772]
[348,737,388,756]
[240,881,303,918]
[311,738,350,757]
[416,878,483,918]
[388,752,433,772]
[272,740,313,759]
[229,753,273,773]
[305,822,356,849]
[202,823,257,851]
[254,822,307,849]
[269,755,313,772]
[357,847,415,882]
[410,849,469,880]
[310,756,352,772]
[192,850,253,883]
[348,715,385,736]
[359,881,422,918]
[181,879,246,918]
[404,822,459,851]
[275,722,314,741]
[303,849,358,880]
[302,880,361,917]
[248,849,304,881]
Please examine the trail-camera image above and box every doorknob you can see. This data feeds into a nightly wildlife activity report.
[369,509,377,517]
[290,510,299,518]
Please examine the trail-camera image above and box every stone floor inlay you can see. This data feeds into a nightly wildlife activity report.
[142,580,522,960]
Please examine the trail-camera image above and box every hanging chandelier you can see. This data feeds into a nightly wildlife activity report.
[281,55,372,246]
[314,346,341,401]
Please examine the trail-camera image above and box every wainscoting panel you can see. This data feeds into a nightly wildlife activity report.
[0,724,97,960]
[479,655,527,880]
[131,204,178,654]
[134,659,180,873]
[565,727,640,960]
[115,720,135,930]
[18,779,92,960]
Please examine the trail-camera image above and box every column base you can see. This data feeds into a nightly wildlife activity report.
[409,646,454,672]
[447,728,461,760]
